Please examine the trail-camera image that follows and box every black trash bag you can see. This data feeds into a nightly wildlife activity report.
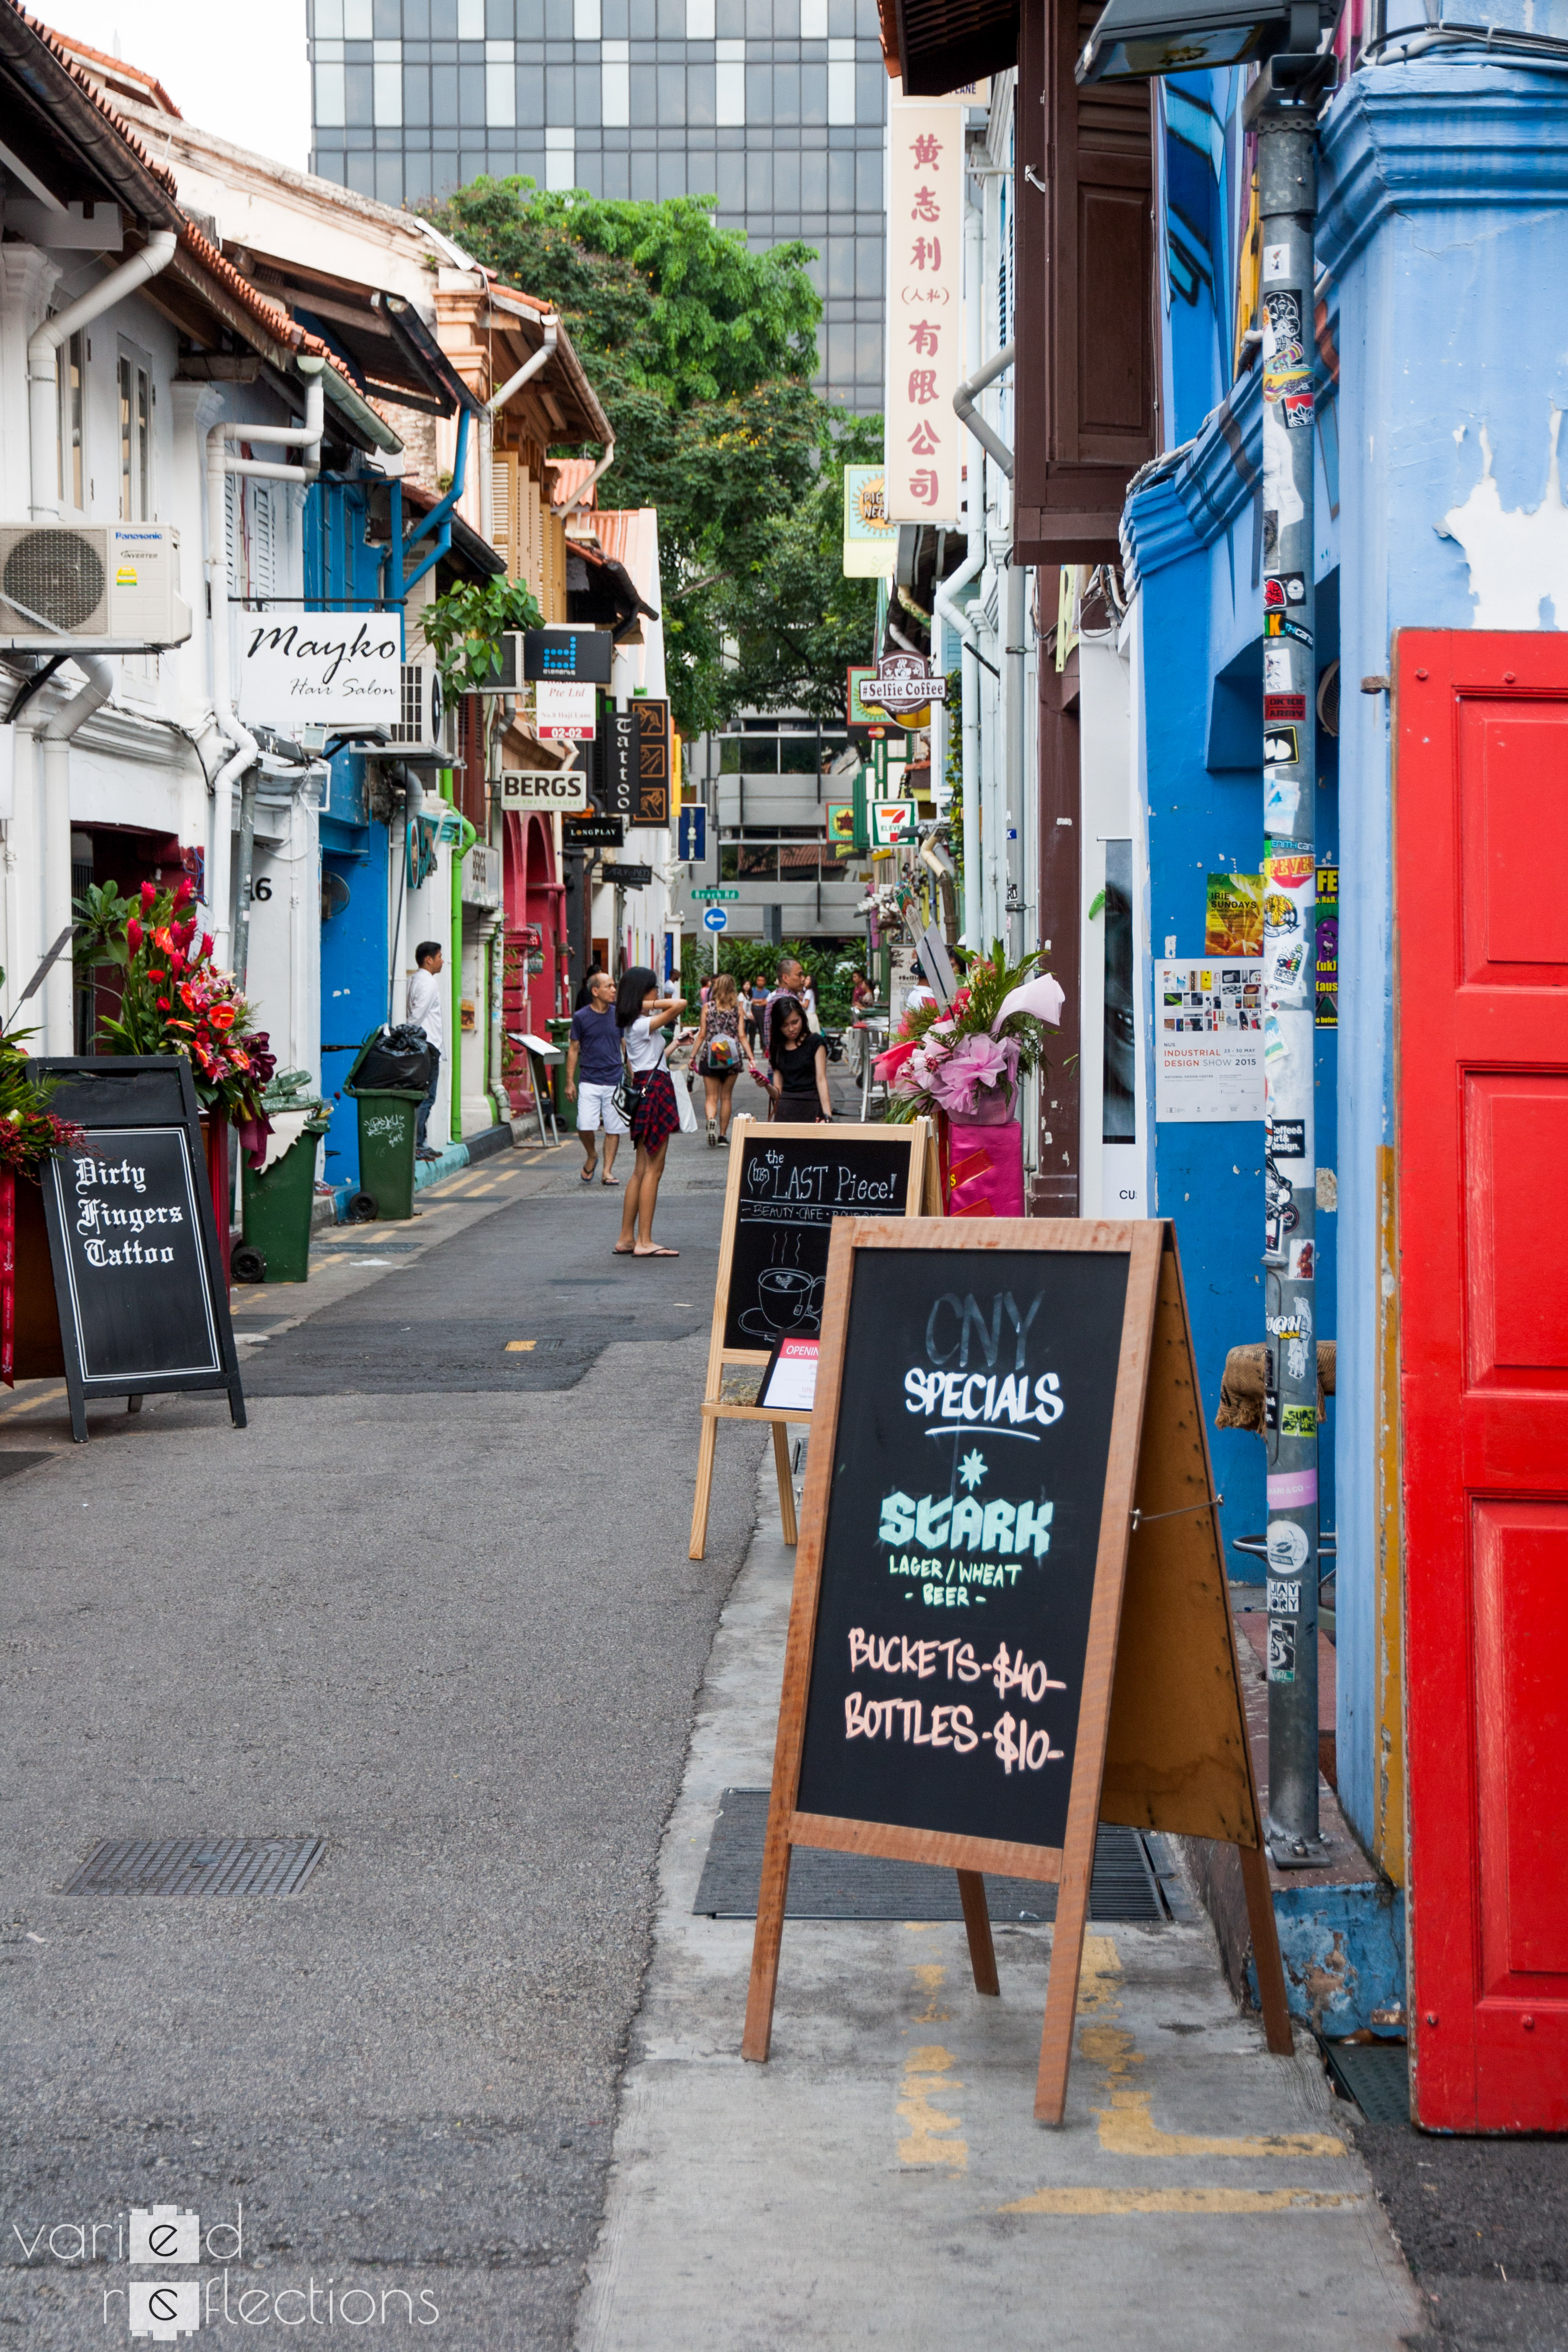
[349,1023,433,1093]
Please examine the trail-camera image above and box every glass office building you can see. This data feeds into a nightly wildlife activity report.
[307,0,888,408]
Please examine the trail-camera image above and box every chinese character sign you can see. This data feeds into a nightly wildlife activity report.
[885,94,963,527]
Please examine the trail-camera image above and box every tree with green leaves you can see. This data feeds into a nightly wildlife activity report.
[424,179,880,738]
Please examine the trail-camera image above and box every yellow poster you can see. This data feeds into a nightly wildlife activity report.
[1205,871,1264,959]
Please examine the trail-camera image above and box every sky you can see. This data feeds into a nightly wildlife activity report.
[39,0,312,172]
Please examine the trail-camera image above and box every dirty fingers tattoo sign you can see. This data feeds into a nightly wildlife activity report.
[31,1058,247,1442]
[742,1218,1291,2123]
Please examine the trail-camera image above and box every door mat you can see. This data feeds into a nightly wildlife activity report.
[692,1789,1164,1921]
[63,1837,325,1897]
[1324,2038,1411,2125]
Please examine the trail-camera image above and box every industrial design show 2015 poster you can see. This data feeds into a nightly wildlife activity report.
[1155,961,1265,1122]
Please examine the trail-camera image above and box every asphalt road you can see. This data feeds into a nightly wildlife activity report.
[0,1126,764,2350]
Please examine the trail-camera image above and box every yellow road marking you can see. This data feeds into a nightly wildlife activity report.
[0,1385,65,1419]
[1092,2091,1344,2160]
[910,1963,949,2024]
[505,1340,536,1352]
[1074,1929,1343,2160]
[1001,2188,1363,2217]
[897,2045,967,2174]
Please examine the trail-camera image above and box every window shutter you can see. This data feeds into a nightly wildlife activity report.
[224,473,242,597]
[251,483,276,599]
[1015,0,1155,565]
[491,450,518,574]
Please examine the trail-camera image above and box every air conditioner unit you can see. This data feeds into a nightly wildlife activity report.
[390,661,453,756]
[0,522,192,651]
[472,631,523,694]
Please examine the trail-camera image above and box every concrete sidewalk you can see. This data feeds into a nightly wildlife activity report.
[576,1460,1424,2352]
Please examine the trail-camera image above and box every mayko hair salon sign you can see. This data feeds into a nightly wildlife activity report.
[236,618,401,728]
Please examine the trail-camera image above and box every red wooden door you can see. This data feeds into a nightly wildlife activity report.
[1398,630,1568,2132]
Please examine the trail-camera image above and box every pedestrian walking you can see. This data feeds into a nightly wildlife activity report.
[407,939,444,1161]
[613,966,685,1259]
[763,955,819,1053]
[768,992,832,1123]
[564,965,626,1185]
[689,971,746,1147]
[574,956,607,1011]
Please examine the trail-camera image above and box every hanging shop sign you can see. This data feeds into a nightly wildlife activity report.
[739,1218,1291,2122]
[885,93,965,525]
[870,799,917,848]
[500,769,591,811]
[521,626,614,684]
[1155,960,1264,1121]
[843,465,898,579]
[688,1119,935,1560]
[535,680,597,739]
[563,813,624,848]
[863,654,947,727]
[601,862,654,888]
[236,617,401,731]
[601,698,671,827]
[27,1058,246,1444]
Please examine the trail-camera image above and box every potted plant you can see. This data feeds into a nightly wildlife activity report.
[874,943,1065,1216]
[81,876,277,1266]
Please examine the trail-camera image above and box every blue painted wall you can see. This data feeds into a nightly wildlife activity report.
[302,477,405,1196]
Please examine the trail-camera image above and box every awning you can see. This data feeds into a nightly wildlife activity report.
[889,0,1019,94]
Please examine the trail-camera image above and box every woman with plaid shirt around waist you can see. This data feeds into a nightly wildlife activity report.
[613,966,685,1260]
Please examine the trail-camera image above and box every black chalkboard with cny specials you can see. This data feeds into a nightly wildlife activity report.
[32,1057,246,1442]
[741,1215,1292,2127]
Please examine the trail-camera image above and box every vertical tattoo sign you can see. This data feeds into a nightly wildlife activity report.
[885,89,964,526]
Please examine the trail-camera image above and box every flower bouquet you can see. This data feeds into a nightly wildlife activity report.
[92,878,277,1168]
[874,943,1065,1217]
[0,986,88,1385]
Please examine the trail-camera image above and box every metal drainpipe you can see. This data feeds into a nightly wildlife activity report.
[1257,90,1325,1869]
[25,228,179,1050]
[1005,560,1026,964]
[933,550,983,948]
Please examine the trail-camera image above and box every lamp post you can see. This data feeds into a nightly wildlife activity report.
[1078,0,1335,1866]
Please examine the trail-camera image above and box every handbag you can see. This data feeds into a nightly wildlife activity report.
[676,1072,699,1134]
[612,1042,640,1132]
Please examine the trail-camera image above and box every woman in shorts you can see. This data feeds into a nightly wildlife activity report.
[689,970,747,1147]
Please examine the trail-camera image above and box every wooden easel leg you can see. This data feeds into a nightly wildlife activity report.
[742,1817,794,2062]
[1033,1855,1094,2125]
[1239,1840,1294,2054]
[688,1414,718,1560]
[772,1418,798,1546]
[956,1871,999,1996]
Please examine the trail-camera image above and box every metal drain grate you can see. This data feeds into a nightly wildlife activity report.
[63,1837,325,1897]
[1324,2039,1410,2125]
[692,1790,1164,1921]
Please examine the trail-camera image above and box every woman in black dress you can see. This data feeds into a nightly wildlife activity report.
[767,994,832,1123]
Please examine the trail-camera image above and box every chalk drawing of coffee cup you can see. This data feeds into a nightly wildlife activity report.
[749,1266,826,1337]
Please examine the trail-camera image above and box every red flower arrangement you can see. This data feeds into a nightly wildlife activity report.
[98,878,276,1164]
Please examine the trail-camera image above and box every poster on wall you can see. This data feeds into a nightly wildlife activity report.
[1204,872,1264,959]
[1155,961,1264,1122]
[842,466,897,578]
[1316,863,1339,1027]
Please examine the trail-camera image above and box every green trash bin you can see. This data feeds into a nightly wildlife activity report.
[344,1031,432,1221]
[547,1016,578,1131]
[238,1070,331,1282]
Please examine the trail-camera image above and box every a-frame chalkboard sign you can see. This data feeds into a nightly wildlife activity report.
[31,1058,247,1444]
[688,1117,934,1560]
[742,1215,1290,2124]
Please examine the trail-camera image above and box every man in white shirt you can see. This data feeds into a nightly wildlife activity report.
[407,940,445,1160]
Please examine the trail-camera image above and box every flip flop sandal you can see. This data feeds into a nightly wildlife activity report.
[633,1245,679,1257]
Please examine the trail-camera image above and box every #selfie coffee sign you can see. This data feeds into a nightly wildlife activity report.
[742,1217,1290,2124]
[688,1120,934,1561]
[31,1059,247,1444]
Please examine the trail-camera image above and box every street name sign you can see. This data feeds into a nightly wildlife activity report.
[26,1058,246,1444]
[740,1218,1291,2124]
[688,1120,935,1560]
[693,887,739,901]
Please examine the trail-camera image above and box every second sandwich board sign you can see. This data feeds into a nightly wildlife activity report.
[688,1118,934,1560]
[742,1215,1289,2124]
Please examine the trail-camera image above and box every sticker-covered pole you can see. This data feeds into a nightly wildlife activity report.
[1257,112,1324,1864]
